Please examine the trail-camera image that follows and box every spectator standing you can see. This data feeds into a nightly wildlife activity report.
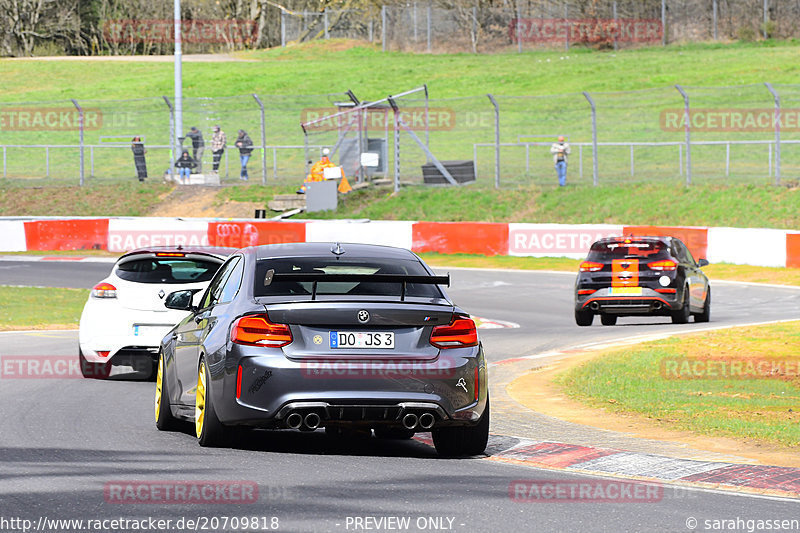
[550,135,571,187]
[175,149,196,185]
[184,127,205,173]
[235,129,253,181]
[131,136,147,182]
[210,125,226,173]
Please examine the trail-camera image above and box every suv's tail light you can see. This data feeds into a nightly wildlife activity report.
[430,316,478,349]
[649,260,677,271]
[91,282,117,298]
[579,261,604,272]
[231,314,292,347]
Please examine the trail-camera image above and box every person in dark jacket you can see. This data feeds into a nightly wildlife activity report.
[175,149,196,184]
[184,126,205,173]
[131,136,147,182]
[235,129,253,181]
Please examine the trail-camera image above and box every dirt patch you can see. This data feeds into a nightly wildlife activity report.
[507,350,800,468]
[147,186,264,218]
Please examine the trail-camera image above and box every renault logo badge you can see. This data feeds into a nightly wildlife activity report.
[357,310,370,323]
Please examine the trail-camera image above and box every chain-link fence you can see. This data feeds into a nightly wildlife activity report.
[279,1,796,53]
[2,83,798,188]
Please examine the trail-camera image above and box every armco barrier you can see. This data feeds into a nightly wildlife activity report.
[1,217,798,268]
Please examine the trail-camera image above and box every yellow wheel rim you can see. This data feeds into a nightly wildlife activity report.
[195,361,206,438]
[155,355,164,423]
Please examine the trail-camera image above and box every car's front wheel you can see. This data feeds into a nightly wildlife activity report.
[196,357,226,447]
[600,314,617,326]
[78,347,111,379]
[432,397,490,457]
[155,352,178,431]
[671,287,691,324]
[575,309,594,327]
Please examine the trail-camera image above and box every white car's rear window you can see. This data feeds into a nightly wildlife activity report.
[115,258,220,284]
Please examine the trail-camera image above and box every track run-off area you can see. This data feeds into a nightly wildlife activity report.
[1,259,800,532]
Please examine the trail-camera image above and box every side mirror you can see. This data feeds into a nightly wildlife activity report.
[165,289,200,311]
[697,258,709,268]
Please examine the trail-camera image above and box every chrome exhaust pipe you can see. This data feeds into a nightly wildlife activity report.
[402,413,419,430]
[304,412,321,430]
[590,302,600,311]
[418,412,435,430]
[286,412,303,429]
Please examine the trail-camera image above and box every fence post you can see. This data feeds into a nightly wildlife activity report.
[423,84,430,158]
[763,0,768,39]
[661,0,666,46]
[70,99,85,186]
[713,0,718,40]
[162,96,176,181]
[413,2,418,42]
[281,11,286,47]
[381,5,387,51]
[564,3,569,51]
[582,91,598,186]
[392,104,400,192]
[516,2,522,53]
[613,1,618,51]
[765,82,780,185]
[675,85,691,185]
[487,94,499,189]
[324,9,329,39]
[471,6,477,53]
[426,2,432,52]
[253,94,267,185]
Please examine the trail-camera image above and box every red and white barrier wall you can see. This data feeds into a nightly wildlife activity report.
[0,217,798,268]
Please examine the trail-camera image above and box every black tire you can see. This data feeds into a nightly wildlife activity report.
[575,309,594,327]
[432,397,490,457]
[155,352,178,431]
[196,357,226,447]
[694,288,711,323]
[671,287,691,324]
[374,427,416,440]
[78,347,111,379]
[600,314,617,326]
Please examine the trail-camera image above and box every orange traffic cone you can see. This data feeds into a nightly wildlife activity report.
[338,175,352,194]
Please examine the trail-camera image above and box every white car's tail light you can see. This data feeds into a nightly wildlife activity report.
[91,282,117,298]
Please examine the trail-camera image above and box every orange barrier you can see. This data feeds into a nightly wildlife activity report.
[24,219,109,251]
[412,222,508,256]
[623,225,708,262]
[787,234,800,268]
[208,221,306,249]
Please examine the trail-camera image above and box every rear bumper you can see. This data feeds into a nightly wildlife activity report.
[209,344,488,429]
[576,287,680,315]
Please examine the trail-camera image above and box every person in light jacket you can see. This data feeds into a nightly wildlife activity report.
[210,125,226,173]
[550,135,571,187]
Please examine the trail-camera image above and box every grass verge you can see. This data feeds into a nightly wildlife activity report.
[555,321,800,447]
[0,182,172,216]
[0,286,88,330]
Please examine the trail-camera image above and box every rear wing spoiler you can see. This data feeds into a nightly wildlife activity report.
[263,270,450,302]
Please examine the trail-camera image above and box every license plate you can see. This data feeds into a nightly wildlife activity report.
[133,324,168,337]
[609,287,642,296]
[330,331,394,349]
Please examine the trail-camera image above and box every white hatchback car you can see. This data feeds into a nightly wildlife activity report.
[78,246,233,379]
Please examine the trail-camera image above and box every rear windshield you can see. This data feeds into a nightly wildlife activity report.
[116,258,221,284]
[587,241,669,261]
[254,258,444,298]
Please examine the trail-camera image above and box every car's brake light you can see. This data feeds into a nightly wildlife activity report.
[579,261,604,272]
[155,252,185,257]
[577,289,597,295]
[474,366,480,402]
[230,314,292,348]
[649,260,677,271]
[430,316,478,349]
[97,351,110,358]
[91,282,117,298]
[236,365,243,399]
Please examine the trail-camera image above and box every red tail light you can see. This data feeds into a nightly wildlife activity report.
[579,261,604,272]
[430,317,478,349]
[97,351,110,358]
[649,260,677,271]
[236,365,243,399]
[474,366,480,402]
[231,314,292,348]
[577,289,597,295]
[91,282,117,298]
[655,288,677,294]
